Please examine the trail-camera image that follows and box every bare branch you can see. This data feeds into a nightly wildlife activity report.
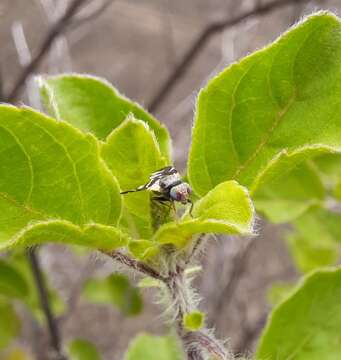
[6,0,88,102]
[38,0,73,73]
[28,248,67,360]
[69,0,115,30]
[11,21,42,109]
[147,0,311,113]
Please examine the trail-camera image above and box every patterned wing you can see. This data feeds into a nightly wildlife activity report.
[139,166,180,192]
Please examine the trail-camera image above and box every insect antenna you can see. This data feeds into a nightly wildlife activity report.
[120,187,146,195]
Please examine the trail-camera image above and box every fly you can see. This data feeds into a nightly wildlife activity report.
[120,166,193,217]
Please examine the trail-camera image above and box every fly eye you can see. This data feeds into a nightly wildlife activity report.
[187,187,192,195]
[176,192,183,201]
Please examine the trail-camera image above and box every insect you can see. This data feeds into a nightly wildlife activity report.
[120,166,193,217]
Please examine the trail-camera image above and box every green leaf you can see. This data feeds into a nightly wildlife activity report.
[83,274,143,316]
[188,13,341,199]
[101,116,166,238]
[0,105,122,250]
[254,162,325,223]
[124,333,184,360]
[154,181,254,247]
[40,74,171,160]
[3,221,129,252]
[314,153,341,191]
[128,239,160,260]
[256,267,341,359]
[67,339,101,360]
[287,208,341,272]
[138,277,162,289]
[183,311,205,331]
[0,298,21,349]
[0,260,29,299]
[334,181,341,200]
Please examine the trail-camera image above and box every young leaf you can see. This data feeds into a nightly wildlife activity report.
[67,339,101,360]
[39,74,171,159]
[334,180,341,200]
[188,13,341,198]
[128,239,160,260]
[101,117,166,238]
[124,333,184,360]
[183,311,205,331]
[254,162,325,223]
[0,260,29,299]
[0,298,21,349]
[83,274,143,316]
[256,267,341,359]
[154,181,254,247]
[0,105,122,250]
[1,221,129,251]
[314,153,341,189]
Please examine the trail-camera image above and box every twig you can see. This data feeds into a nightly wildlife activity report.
[28,248,67,360]
[164,264,230,360]
[69,0,115,29]
[147,0,310,113]
[102,250,167,282]
[38,0,73,74]
[6,0,88,102]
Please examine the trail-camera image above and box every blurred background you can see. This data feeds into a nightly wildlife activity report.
[0,0,340,359]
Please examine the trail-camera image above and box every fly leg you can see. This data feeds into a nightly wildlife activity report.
[152,196,172,212]
[171,200,179,223]
[152,196,178,223]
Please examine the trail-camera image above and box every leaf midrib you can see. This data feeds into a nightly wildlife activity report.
[231,22,325,183]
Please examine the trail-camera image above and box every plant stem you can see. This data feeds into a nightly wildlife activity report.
[164,265,229,359]
[106,249,231,358]
[28,247,67,360]
[103,250,167,282]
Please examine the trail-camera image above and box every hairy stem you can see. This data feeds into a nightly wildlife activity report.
[164,266,230,359]
[106,248,231,358]
[103,250,167,282]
